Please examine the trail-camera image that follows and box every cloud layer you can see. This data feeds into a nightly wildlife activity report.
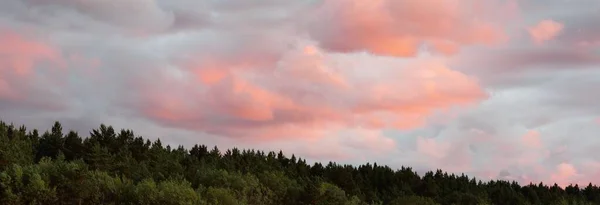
[2,0,600,186]
[528,20,564,45]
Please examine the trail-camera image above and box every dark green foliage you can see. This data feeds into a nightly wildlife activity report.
[0,121,599,204]
[389,196,439,205]
[0,123,35,170]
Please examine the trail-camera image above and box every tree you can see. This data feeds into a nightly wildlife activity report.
[389,195,439,205]
[85,143,112,171]
[63,131,84,160]
[35,122,65,161]
[3,120,600,205]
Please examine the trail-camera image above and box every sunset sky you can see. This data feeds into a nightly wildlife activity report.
[2,0,600,186]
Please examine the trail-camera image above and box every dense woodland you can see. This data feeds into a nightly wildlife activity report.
[1,121,600,204]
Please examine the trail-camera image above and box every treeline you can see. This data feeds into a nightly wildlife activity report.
[0,121,599,205]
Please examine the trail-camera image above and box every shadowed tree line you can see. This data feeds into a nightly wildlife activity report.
[0,121,599,205]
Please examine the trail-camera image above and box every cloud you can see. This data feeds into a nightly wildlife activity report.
[306,0,512,57]
[0,30,63,73]
[417,136,450,159]
[341,128,396,153]
[0,30,67,110]
[22,0,174,33]
[522,130,542,148]
[2,0,600,187]
[449,46,600,91]
[551,163,578,187]
[528,20,564,45]
[133,42,486,141]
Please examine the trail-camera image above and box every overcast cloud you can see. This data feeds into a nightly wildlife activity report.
[1,0,600,186]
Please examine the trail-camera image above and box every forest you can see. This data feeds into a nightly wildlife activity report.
[1,121,600,205]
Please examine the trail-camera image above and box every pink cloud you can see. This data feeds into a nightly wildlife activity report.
[349,60,487,129]
[0,30,65,100]
[417,136,450,159]
[521,130,542,148]
[276,45,349,88]
[418,140,473,174]
[532,161,600,187]
[341,128,396,153]
[209,76,297,122]
[0,80,12,99]
[195,66,229,85]
[551,163,578,187]
[307,0,512,57]
[528,20,564,45]
[429,40,460,56]
[0,31,64,76]
[133,42,486,144]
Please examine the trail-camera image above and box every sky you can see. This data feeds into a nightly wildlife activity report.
[1,0,600,186]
